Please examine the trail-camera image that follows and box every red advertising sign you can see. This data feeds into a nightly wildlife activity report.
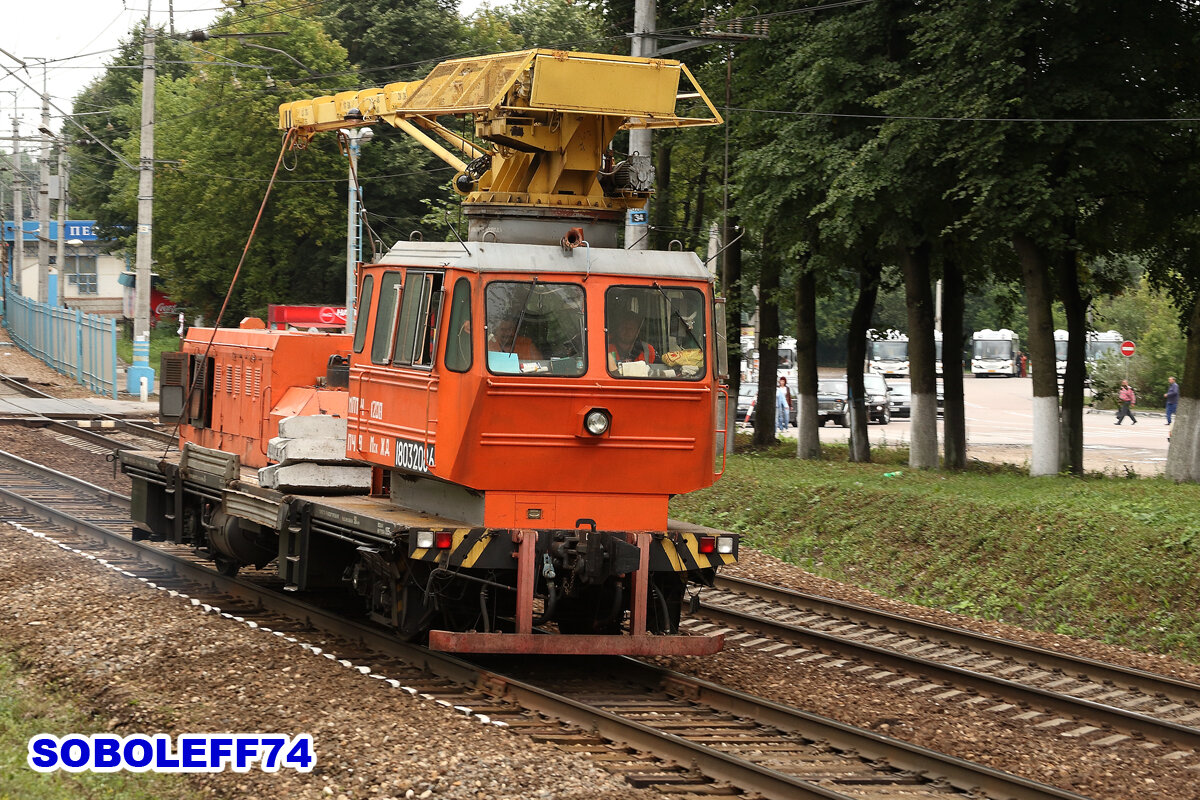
[1120,340,1135,357]
[267,304,347,330]
[150,287,177,323]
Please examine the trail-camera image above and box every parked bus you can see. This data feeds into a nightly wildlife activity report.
[1054,329,1123,379]
[971,329,1020,377]
[867,329,909,377]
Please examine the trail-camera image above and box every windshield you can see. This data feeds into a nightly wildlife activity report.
[818,380,847,395]
[862,374,889,395]
[485,281,586,376]
[870,341,907,361]
[974,340,1014,359]
[606,286,706,380]
[1087,340,1119,360]
[889,381,912,399]
[1055,341,1069,361]
[935,341,942,360]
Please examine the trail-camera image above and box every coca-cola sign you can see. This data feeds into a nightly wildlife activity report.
[267,304,347,330]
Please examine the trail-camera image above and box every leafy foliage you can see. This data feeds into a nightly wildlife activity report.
[102,3,354,321]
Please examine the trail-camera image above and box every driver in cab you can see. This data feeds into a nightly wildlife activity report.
[607,307,656,373]
[488,317,543,360]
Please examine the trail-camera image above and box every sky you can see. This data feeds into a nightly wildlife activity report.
[1,1,228,145]
[1,0,493,153]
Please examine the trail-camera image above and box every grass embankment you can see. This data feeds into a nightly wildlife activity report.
[671,441,1200,660]
[117,328,179,382]
[0,650,197,800]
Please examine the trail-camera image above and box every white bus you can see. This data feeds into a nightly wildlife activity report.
[971,329,1020,377]
[1054,329,1122,378]
[1054,329,1070,377]
[867,329,909,377]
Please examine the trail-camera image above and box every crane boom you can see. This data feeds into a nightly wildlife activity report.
[279,49,721,243]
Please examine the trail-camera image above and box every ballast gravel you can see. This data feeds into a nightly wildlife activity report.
[2,336,1199,798]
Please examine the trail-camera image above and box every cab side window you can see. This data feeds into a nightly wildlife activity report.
[444,278,472,372]
[371,271,403,364]
[353,275,374,354]
[392,271,444,368]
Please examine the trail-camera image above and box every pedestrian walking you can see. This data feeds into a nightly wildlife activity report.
[776,376,790,433]
[1115,380,1137,425]
[1164,377,1180,425]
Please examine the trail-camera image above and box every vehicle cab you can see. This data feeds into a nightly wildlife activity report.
[344,239,726,532]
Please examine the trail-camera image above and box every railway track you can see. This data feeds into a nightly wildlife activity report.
[0,446,1087,800]
[0,369,173,455]
[691,575,1200,757]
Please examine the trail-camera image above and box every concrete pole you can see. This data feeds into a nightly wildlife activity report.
[55,148,67,307]
[345,132,360,333]
[11,116,23,289]
[134,5,156,339]
[37,88,50,304]
[624,0,655,251]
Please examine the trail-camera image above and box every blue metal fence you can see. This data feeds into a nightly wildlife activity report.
[2,288,119,399]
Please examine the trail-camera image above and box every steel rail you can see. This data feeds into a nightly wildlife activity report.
[716,575,1200,699]
[707,575,1200,748]
[0,451,1086,800]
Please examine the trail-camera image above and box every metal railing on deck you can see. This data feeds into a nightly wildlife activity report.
[2,289,119,399]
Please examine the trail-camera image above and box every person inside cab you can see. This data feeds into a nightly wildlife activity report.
[488,316,543,360]
[607,305,656,372]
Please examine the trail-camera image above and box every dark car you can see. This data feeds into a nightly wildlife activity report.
[862,373,891,424]
[888,379,912,418]
[817,379,850,427]
[937,378,945,415]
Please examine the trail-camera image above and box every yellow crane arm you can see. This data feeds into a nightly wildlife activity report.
[278,49,721,211]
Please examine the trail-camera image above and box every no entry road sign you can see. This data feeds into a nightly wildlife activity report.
[1120,340,1136,357]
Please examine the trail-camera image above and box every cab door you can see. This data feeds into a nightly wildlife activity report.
[386,270,445,474]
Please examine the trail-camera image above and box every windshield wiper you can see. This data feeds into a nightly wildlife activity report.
[651,282,703,351]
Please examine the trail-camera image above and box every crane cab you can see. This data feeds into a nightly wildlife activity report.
[345,237,727,532]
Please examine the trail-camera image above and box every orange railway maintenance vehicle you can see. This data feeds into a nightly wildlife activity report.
[120,49,739,656]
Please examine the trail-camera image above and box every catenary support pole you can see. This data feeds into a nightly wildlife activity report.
[134,3,156,340]
[12,115,23,288]
[625,0,655,251]
[37,85,50,303]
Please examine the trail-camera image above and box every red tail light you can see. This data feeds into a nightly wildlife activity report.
[434,531,454,549]
[698,536,716,554]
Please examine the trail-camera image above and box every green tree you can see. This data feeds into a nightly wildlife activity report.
[105,4,353,321]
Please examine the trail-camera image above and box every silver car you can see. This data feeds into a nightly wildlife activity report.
[888,380,912,418]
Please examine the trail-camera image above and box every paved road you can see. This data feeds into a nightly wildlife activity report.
[766,376,1173,475]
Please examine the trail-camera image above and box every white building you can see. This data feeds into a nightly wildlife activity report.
[3,220,127,317]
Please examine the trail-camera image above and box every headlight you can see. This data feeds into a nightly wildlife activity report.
[584,408,611,436]
[717,536,734,554]
[416,531,435,549]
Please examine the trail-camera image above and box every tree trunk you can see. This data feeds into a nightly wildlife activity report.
[1013,234,1060,476]
[941,257,967,468]
[902,243,938,469]
[795,266,821,459]
[1166,297,1200,482]
[721,216,742,455]
[651,139,672,251]
[1057,249,1087,476]
[753,236,781,444]
[847,264,880,462]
